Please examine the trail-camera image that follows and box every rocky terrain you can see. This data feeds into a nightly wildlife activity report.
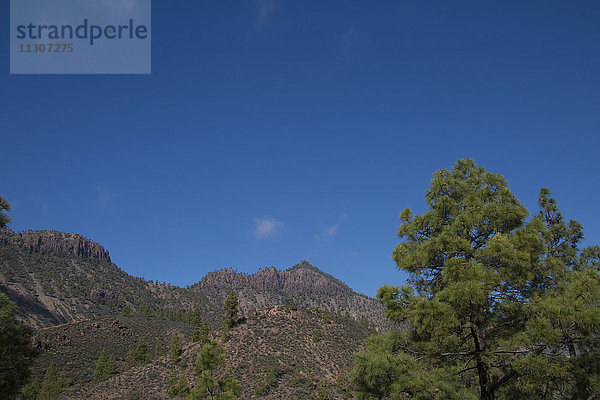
[0,229,389,331]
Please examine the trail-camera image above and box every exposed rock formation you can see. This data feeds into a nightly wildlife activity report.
[0,230,110,262]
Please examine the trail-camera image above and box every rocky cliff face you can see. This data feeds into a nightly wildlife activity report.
[0,230,111,262]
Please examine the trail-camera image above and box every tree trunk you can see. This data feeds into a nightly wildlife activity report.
[471,322,494,400]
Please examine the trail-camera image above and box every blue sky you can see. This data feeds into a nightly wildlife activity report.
[1,1,599,297]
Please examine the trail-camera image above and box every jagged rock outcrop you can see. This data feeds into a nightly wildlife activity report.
[0,229,110,262]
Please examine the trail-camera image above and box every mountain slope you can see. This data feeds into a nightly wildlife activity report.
[31,315,193,387]
[0,229,389,331]
[0,230,213,328]
[61,306,370,400]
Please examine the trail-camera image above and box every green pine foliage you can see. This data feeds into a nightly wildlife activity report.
[222,291,239,331]
[335,372,352,399]
[20,377,41,400]
[126,336,152,368]
[0,195,11,228]
[254,353,282,396]
[0,293,37,399]
[22,361,70,400]
[170,334,181,365]
[166,368,189,398]
[352,159,600,400]
[189,340,240,399]
[93,349,117,382]
[192,324,202,342]
[193,324,211,344]
[316,378,333,400]
[154,336,163,358]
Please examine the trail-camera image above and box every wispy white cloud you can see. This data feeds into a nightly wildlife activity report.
[315,214,349,241]
[338,28,367,52]
[253,216,284,239]
[256,0,276,24]
[315,223,340,241]
[96,185,115,207]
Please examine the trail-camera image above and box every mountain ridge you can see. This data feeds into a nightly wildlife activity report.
[0,229,390,331]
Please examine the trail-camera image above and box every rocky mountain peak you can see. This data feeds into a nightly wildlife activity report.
[197,261,346,294]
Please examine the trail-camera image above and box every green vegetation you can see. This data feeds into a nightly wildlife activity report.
[93,349,117,382]
[316,378,333,400]
[222,291,239,331]
[170,334,182,365]
[0,293,37,399]
[193,323,211,344]
[28,314,193,388]
[254,353,283,396]
[21,361,70,400]
[154,336,163,357]
[352,159,600,400]
[335,372,352,399]
[311,330,322,343]
[0,195,11,228]
[286,299,297,312]
[166,368,189,398]
[126,336,152,368]
[189,340,240,399]
[0,200,37,399]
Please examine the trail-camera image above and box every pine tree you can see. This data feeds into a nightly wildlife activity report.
[93,349,117,381]
[222,291,239,330]
[193,323,211,345]
[192,323,202,342]
[287,299,297,311]
[189,340,240,399]
[37,361,70,399]
[0,195,11,228]
[154,336,163,358]
[170,334,181,365]
[0,293,37,399]
[352,159,600,400]
[126,336,151,368]
[166,368,189,398]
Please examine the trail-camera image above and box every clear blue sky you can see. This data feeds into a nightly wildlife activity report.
[1,1,599,297]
